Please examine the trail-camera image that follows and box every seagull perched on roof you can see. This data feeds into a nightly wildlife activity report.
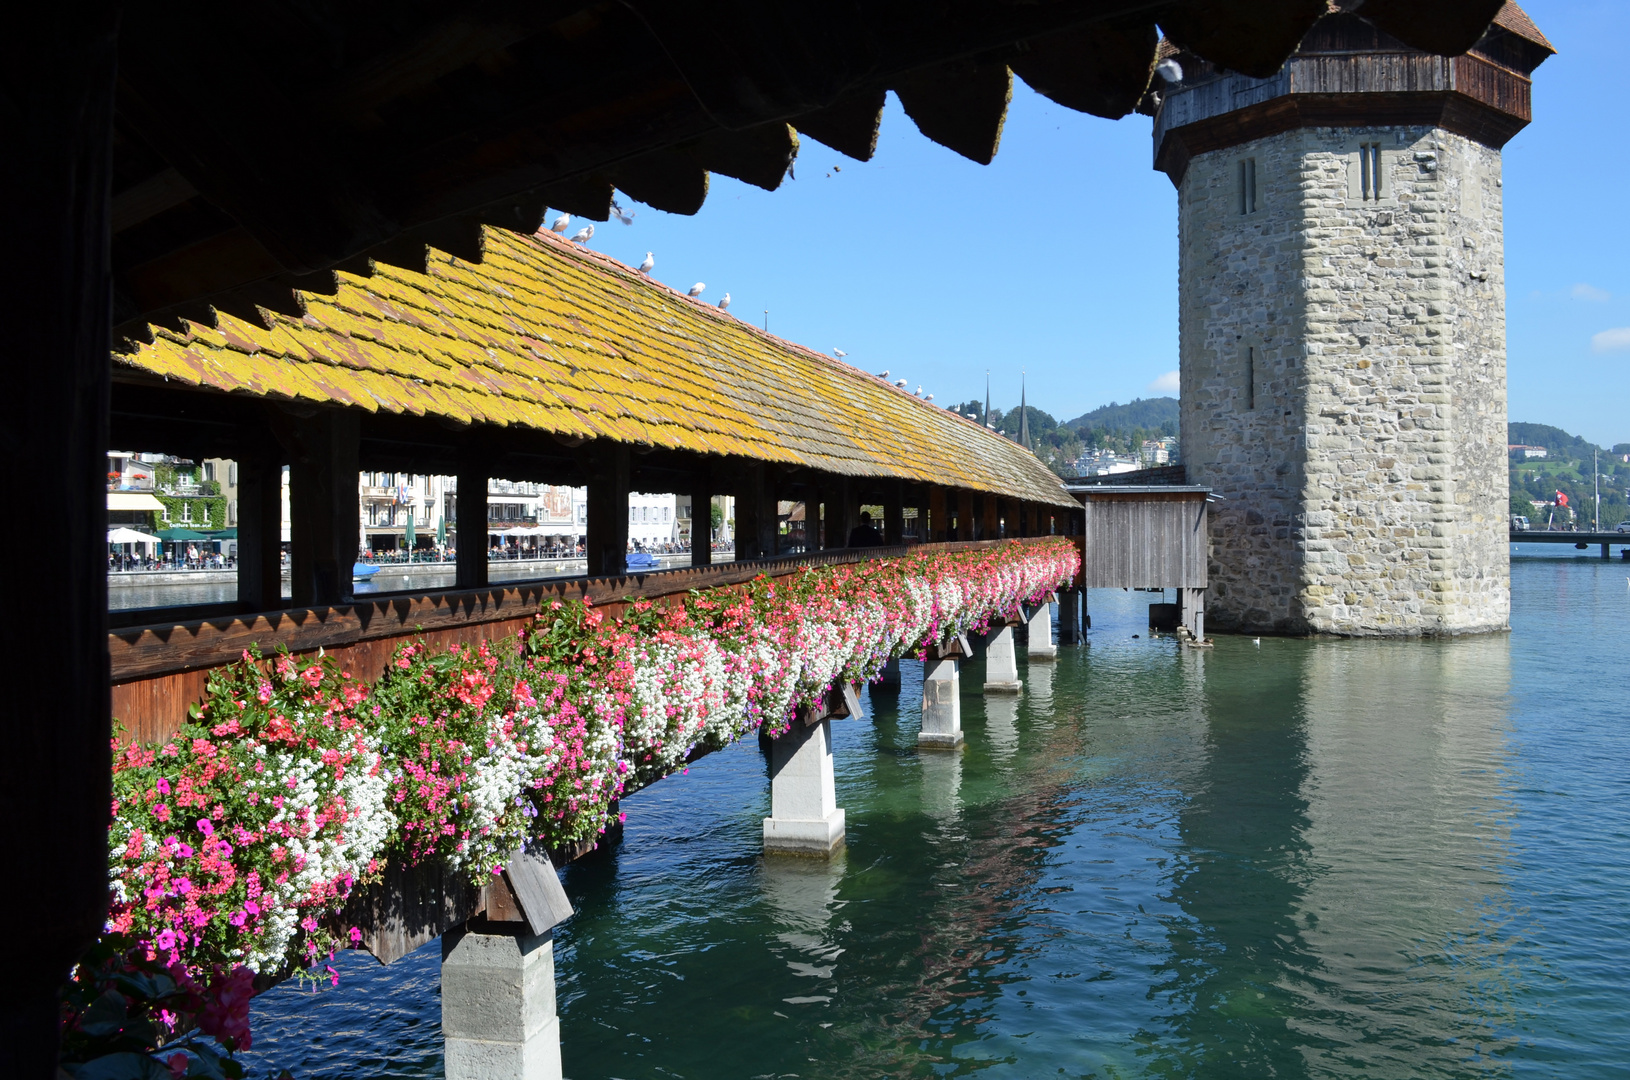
[833,349,847,358]
[637,252,654,274]
[718,292,731,310]
[550,213,570,234]
[571,224,594,244]
[876,369,889,379]
[611,199,636,225]
[924,393,934,401]
[895,378,909,388]
[914,385,923,396]
[688,282,706,298]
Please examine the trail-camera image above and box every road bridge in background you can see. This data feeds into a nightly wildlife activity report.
[1512,530,1630,559]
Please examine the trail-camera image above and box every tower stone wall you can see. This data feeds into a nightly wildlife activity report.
[1154,7,1549,636]
[1180,126,1510,634]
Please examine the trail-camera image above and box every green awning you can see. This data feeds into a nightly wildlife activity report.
[205,528,238,539]
[155,528,209,541]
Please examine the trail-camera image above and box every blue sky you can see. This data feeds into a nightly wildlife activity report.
[566,0,1628,446]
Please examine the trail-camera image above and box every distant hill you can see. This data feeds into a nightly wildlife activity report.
[1507,422,1598,460]
[1065,397,1179,435]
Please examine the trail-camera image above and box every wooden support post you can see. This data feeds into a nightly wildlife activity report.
[455,447,489,590]
[236,445,285,611]
[1017,501,1031,538]
[736,461,777,560]
[689,459,712,567]
[821,473,851,551]
[285,410,360,608]
[982,495,999,541]
[958,490,975,542]
[586,443,631,576]
[883,480,904,546]
[1,14,119,1073]
[929,485,947,542]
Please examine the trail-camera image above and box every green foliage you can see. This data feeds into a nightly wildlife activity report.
[710,499,725,533]
[1063,397,1179,434]
[154,495,227,531]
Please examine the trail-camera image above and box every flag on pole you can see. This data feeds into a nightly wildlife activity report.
[1555,490,1570,507]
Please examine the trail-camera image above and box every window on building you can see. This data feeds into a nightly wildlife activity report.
[1239,158,1258,215]
[1359,143,1383,201]
[180,501,192,523]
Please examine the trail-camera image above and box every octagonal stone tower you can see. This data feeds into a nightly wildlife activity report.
[1152,4,1552,636]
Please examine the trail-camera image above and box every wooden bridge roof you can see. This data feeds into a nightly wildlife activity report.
[114,226,1075,506]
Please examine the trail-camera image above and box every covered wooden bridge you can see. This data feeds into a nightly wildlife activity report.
[5,0,1513,1072]
[108,223,1078,740]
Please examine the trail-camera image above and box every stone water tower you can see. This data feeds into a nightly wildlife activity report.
[1152,4,1552,635]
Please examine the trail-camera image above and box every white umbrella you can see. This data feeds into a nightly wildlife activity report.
[108,527,160,544]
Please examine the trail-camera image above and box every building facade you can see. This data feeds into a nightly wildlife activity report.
[1154,7,1551,635]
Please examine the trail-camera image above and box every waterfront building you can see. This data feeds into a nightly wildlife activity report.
[1156,5,1552,634]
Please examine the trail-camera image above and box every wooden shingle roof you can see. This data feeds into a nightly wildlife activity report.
[115,226,1074,507]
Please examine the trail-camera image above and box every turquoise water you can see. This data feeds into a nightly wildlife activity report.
[243,547,1630,1078]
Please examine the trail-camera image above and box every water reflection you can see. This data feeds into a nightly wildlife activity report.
[761,853,847,1006]
[919,746,963,822]
[984,695,1021,766]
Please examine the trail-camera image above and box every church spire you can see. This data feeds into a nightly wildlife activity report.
[1018,371,1031,452]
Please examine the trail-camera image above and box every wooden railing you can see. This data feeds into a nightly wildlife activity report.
[110,538,1057,744]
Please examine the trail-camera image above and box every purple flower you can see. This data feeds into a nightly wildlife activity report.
[155,928,177,951]
[197,818,214,837]
[178,844,194,859]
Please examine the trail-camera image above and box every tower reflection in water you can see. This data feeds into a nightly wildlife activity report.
[1145,633,1520,1077]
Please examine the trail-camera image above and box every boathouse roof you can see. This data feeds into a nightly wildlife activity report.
[114,226,1075,507]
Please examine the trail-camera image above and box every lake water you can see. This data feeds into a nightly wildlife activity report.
[242,546,1630,1078]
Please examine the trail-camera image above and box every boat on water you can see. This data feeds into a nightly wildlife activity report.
[625,551,657,570]
[353,561,381,580]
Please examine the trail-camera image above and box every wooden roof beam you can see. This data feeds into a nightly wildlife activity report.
[1158,0,1330,80]
[1359,0,1510,59]
[1010,19,1159,120]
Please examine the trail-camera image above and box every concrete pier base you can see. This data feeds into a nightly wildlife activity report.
[442,924,562,1080]
[983,625,1022,693]
[763,717,845,856]
[919,657,964,749]
[876,656,901,691]
[1026,601,1056,661]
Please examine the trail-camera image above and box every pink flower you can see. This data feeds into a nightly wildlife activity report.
[155,928,177,951]
[196,818,214,837]
[348,926,362,944]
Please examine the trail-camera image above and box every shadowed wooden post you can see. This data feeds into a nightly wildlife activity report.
[236,444,285,611]
[958,490,975,541]
[735,461,778,559]
[929,485,947,541]
[586,443,631,576]
[0,11,119,1075]
[283,410,360,607]
[822,474,851,550]
[883,480,904,545]
[689,458,712,567]
[455,446,489,589]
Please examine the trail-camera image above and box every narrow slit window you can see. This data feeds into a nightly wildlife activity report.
[1359,143,1383,201]
[1239,158,1258,215]
[1246,346,1256,410]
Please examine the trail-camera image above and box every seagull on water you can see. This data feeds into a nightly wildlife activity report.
[1253,637,1261,646]
[833,349,847,358]
[718,292,731,310]
[637,252,654,274]
[571,224,595,244]
[688,282,706,298]
[550,213,570,234]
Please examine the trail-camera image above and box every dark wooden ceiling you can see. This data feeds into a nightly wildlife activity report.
[109,0,1506,337]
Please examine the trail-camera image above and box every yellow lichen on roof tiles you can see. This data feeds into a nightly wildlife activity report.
[113,225,1073,506]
